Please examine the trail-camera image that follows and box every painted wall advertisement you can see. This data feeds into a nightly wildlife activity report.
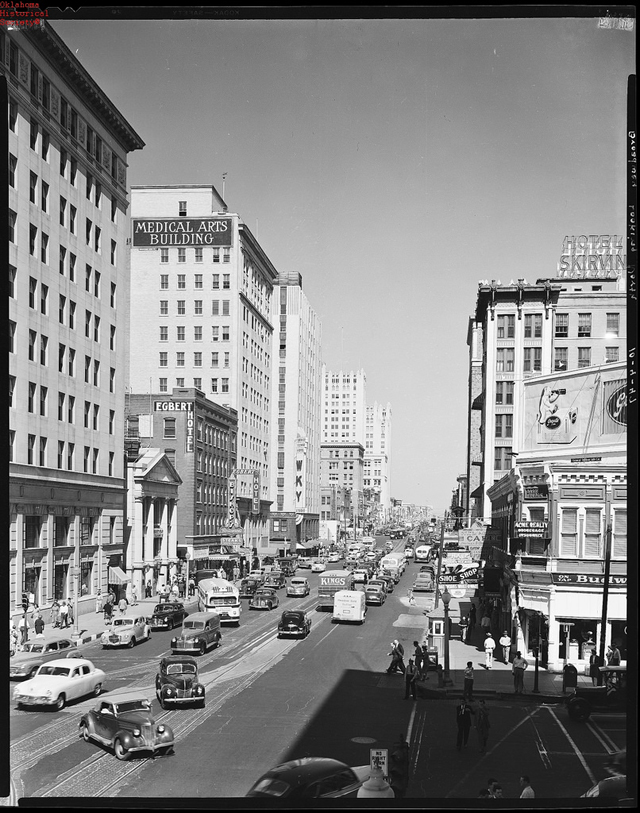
[523,365,627,452]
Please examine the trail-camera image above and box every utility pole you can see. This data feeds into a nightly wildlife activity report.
[597,523,613,686]
[434,521,445,610]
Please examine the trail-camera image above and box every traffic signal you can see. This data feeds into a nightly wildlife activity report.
[22,592,29,612]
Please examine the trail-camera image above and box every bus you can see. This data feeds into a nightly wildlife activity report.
[414,545,432,563]
[197,577,241,625]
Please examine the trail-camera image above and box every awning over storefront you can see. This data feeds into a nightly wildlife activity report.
[296,541,316,550]
[108,566,130,585]
[553,589,626,620]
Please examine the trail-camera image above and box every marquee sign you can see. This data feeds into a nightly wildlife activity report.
[132,218,233,247]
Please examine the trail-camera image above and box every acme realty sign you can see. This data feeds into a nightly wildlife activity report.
[132,218,232,246]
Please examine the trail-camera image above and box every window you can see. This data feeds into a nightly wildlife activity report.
[495,414,513,438]
[110,368,115,393]
[94,270,101,298]
[178,249,186,264]
[30,63,40,97]
[28,382,36,413]
[30,118,38,151]
[69,205,77,234]
[194,273,203,288]
[160,326,169,341]
[212,300,220,316]
[58,441,64,470]
[194,326,202,341]
[177,273,186,288]
[496,348,514,372]
[85,355,91,384]
[42,78,50,110]
[159,378,168,393]
[606,313,620,337]
[69,157,77,185]
[211,378,218,393]
[93,404,100,431]
[160,248,169,263]
[176,352,185,367]
[160,300,168,315]
[67,443,74,470]
[554,348,568,371]
[60,196,67,227]
[86,218,92,246]
[497,314,515,339]
[68,349,75,377]
[40,233,49,264]
[195,250,203,264]
[9,96,18,129]
[9,321,17,354]
[94,317,101,343]
[223,274,230,289]
[222,300,230,316]
[159,352,168,367]
[95,228,101,254]
[605,347,619,364]
[584,509,602,558]
[177,326,185,341]
[560,508,578,556]
[41,130,50,162]
[213,249,220,265]
[193,377,202,390]
[211,352,219,367]
[111,283,117,308]
[176,378,184,387]
[39,438,47,467]
[60,148,67,177]
[164,418,176,439]
[110,240,116,265]
[194,352,202,367]
[177,301,186,315]
[221,378,229,393]
[523,347,542,373]
[612,509,627,559]
[224,352,230,367]
[69,301,76,329]
[9,210,17,243]
[29,277,37,309]
[178,201,187,216]
[84,447,90,473]
[493,446,512,471]
[29,224,37,256]
[212,273,220,288]
[578,313,591,337]
[222,326,230,341]
[212,326,219,341]
[9,154,17,187]
[578,347,591,368]
[85,310,92,338]
[58,392,65,421]
[9,376,16,408]
[40,335,48,366]
[84,400,91,428]
[194,300,203,315]
[160,275,169,290]
[555,313,569,338]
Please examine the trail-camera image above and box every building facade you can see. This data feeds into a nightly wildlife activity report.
[363,401,392,521]
[4,23,144,623]
[322,368,367,444]
[127,185,278,553]
[320,443,365,536]
[268,272,322,551]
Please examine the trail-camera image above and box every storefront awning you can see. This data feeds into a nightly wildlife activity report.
[108,566,130,585]
[296,541,316,550]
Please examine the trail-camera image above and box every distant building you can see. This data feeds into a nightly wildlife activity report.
[321,368,367,444]
[364,402,392,521]
[320,442,365,534]
[5,22,144,622]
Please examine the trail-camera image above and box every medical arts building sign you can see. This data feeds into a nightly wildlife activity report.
[132,218,233,247]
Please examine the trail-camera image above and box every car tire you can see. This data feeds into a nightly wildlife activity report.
[196,698,205,709]
[114,738,130,761]
[54,694,66,711]
[199,643,206,656]
[159,697,166,710]
[80,722,91,742]
[128,637,135,648]
[568,697,591,722]
[159,746,174,756]
[92,683,102,698]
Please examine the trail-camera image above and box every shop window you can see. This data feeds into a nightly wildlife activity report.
[54,563,68,600]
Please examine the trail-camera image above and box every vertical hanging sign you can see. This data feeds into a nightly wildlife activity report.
[252,470,260,515]
[227,476,237,527]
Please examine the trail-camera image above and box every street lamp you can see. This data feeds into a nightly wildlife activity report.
[441,586,452,684]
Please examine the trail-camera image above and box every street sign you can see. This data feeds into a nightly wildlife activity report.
[369,748,388,778]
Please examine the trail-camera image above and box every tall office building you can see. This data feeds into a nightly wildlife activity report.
[321,367,367,444]
[4,23,144,622]
[364,402,392,522]
[269,272,322,550]
[128,186,277,552]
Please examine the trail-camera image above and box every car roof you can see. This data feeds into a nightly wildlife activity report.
[185,611,220,622]
[257,758,354,785]
[160,654,198,666]
[37,657,93,668]
[101,691,151,705]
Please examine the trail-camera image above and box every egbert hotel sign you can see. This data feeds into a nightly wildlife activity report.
[132,218,233,246]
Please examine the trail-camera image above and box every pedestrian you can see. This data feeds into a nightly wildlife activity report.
[404,658,418,699]
[189,577,196,597]
[463,661,474,701]
[95,592,104,613]
[10,625,20,656]
[420,644,431,680]
[492,785,503,798]
[519,775,535,798]
[512,651,528,694]
[171,582,180,601]
[487,778,500,798]
[50,599,60,628]
[484,632,496,669]
[109,588,117,605]
[18,615,30,644]
[606,644,621,666]
[480,606,491,633]
[387,639,405,674]
[146,580,152,598]
[475,699,490,753]
[103,598,113,625]
[131,584,138,606]
[232,566,240,582]
[66,599,74,627]
[468,603,476,633]
[589,649,600,686]
[59,601,69,629]
[455,700,474,750]
[34,613,45,639]
[499,630,512,663]
[459,615,469,643]
[407,588,415,605]
[118,596,128,616]
[413,641,424,679]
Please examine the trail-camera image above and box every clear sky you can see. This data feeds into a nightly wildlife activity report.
[50,11,633,514]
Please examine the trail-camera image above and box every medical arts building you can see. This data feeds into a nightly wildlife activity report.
[465,243,628,674]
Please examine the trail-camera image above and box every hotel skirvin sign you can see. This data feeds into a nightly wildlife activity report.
[132,218,233,246]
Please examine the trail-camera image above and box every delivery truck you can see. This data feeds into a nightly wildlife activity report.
[317,570,355,610]
[332,590,367,624]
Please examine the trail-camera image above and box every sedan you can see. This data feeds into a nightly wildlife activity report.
[364,585,386,606]
[147,602,188,631]
[249,588,280,611]
[13,658,105,711]
[277,610,312,639]
[79,692,174,760]
[101,616,151,648]
[311,561,326,573]
[327,553,342,563]
[286,577,310,598]
[352,570,369,585]
[247,758,369,799]
[10,639,74,680]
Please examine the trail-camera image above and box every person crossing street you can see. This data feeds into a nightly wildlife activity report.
[484,632,496,669]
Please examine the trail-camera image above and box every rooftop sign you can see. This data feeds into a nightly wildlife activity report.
[557,235,625,279]
[132,218,233,247]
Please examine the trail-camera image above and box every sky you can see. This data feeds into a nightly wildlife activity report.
[49,10,634,514]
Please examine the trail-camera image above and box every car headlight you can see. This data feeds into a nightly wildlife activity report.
[195,686,203,694]
[132,728,141,737]
[165,687,173,695]
[157,725,165,733]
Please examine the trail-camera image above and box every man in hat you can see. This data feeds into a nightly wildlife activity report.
[484,632,496,670]
[499,630,512,664]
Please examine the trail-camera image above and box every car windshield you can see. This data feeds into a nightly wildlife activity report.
[166,663,196,675]
[184,621,204,630]
[37,665,70,677]
[23,644,44,653]
[113,618,133,627]
[250,778,290,797]
[282,613,303,622]
[290,580,306,586]
[116,700,151,713]
[153,604,168,613]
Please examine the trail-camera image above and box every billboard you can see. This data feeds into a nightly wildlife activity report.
[132,218,233,247]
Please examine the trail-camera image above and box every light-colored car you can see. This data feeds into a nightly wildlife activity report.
[327,553,342,563]
[297,557,313,569]
[352,570,369,584]
[10,638,75,680]
[101,616,151,649]
[311,561,326,573]
[286,577,310,597]
[13,658,106,710]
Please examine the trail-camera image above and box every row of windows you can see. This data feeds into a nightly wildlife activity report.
[159,300,230,317]
[8,432,115,476]
[159,352,234,370]
[496,312,621,339]
[555,312,620,338]
[495,346,618,372]
[559,507,626,559]
[160,248,231,264]
[160,273,230,290]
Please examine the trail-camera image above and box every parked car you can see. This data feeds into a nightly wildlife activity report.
[247,758,369,799]
[155,655,205,709]
[297,557,313,569]
[147,602,188,631]
[311,561,326,573]
[364,584,386,606]
[101,616,151,649]
[10,639,75,680]
[79,692,175,760]
[277,610,312,639]
[249,588,280,611]
[13,658,105,711]
[263,571,286,590]
[170,611,221,655]
[286,577,310,598]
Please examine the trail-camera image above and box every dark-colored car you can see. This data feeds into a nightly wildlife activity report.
[239,578,262,599]
[155,655,205,709]
[246,758,369,799]
[79,692,175,760]
[277,610,312,639]
[249,588,279,611]
[170,611,221,655]
[376,574,395,593]
[10,639,74,680]
[567,665,627,721]
[263,571,286,590]
[147,602,188,631]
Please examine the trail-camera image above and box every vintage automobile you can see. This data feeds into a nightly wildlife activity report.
[239,577,262,599]
[364,583,386,606]
[277,610,312,639]
[246,757,369,799]
[375,573,395,594]
[147,602,188,631]
[263,571,286,590]
[13,658,105,710]
[286,577,310,598]
[101,616,152,649]
[327,553,342,563]
[170,611,221,655]
[566,665,627,721]
[351,569,369,585]
[79,692,175,760]
[249,587,280,611]
[311,561,326,573]
[10,638,75,680]
[413,572,435,592]
[155,655,205,709]
[297,556,313,569]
